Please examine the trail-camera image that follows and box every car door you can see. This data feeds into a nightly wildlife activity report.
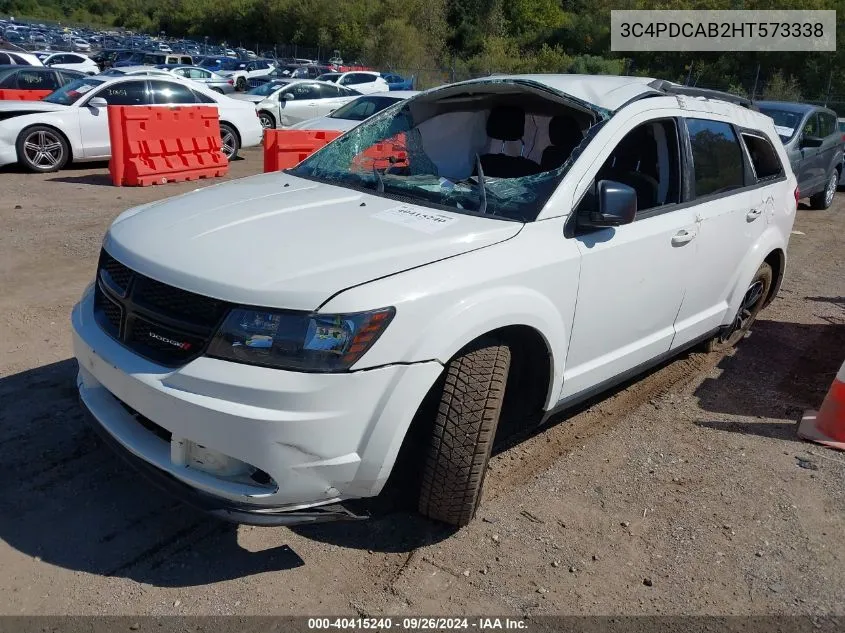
[795,112,823,195]
[277,82,321,126]
[670,118,761,349]
[314,83,349,116]
[561,117,699,400]
[78,79,150,158]
[816,111,840,184]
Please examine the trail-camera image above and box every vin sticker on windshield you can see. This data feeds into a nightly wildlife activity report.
[372,205,458,234]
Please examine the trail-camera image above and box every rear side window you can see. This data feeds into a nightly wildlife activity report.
[16,69,59,90]
[741,133,784,181]
[98,81,149,106]
[0,53,11,65]
[191,88,216,104]
[686,118,744,198]
[148,80,198,104]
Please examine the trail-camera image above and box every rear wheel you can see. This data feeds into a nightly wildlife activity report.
[810,169,839,209]
[705,262,772,352]
[219,123,239,160]
[236,76,247,91]
[211,87,224,94]
[418,339,511,527]
[16,126,69,173]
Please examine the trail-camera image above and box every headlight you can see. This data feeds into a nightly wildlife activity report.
[206,307,395,372]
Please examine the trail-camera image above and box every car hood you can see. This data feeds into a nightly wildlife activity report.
[0,100,68,114]
[288,116,356,132]
[104,171,522,311]
[229,94,265,103]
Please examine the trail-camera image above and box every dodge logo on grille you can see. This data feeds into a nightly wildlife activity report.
[148,331,192,351]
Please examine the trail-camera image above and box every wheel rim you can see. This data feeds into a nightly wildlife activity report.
[721,279,765,342]
[220,129,236,158]
[23,130,63,169]
[825,172,837,206]
[259,114,273,129]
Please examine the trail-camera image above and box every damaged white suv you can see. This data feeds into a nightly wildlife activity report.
[72,75,797,527]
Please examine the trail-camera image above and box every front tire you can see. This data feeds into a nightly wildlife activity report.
[16,126,69,173]
[705,262,772,352]
[258,111,275,130]
[219,123,239,160]
[419,339,511,527]
[810,169,838,210]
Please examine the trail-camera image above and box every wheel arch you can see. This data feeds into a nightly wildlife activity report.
[763,247,786,308]
[218,120,241,146]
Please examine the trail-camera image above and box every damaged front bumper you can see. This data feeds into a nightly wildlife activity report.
[71,288,443,525]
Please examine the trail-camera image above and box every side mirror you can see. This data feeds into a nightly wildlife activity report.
[800,135,823,148]
[88,97,108,108]
[283,92,294,100]
[582,180,637,228]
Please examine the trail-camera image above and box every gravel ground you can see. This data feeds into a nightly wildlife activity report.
[0,149,843,617]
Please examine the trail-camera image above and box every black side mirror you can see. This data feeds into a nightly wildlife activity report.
[800,135,823,148]
[581,180,638,228]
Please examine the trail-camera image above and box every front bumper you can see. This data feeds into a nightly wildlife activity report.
[72,287,442,524]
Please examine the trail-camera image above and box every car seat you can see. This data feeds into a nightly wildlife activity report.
[479,106,542,178]
[541,115,584,171]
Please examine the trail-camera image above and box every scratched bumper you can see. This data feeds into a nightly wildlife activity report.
[71,285,443,516]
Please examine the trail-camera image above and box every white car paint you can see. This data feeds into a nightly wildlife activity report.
[288,91,418,132]
[245,79,359,128]
[217,59,276,89]
[0,49,43,66]
[42,52,99,75]
[71,74,797,524]
[0,75,262,170]
[319,70,389,95]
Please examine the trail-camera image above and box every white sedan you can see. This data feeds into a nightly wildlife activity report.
[289,91,418,132]
[315,71,389,95]
[41,52,99,75]
[0,75,263,172]
[232,79,360,129]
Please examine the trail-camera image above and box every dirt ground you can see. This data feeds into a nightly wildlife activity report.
[1,149,844,618]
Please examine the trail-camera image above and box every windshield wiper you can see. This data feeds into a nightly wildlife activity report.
[475,153,488,215]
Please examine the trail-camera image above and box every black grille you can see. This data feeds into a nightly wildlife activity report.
[100,251,132,294]
[92,248,233,366]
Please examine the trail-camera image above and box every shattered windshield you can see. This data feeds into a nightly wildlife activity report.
[290,92,596,222]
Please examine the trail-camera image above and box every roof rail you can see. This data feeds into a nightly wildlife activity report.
[648,79,759,111]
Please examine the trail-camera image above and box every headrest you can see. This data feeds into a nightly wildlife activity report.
[548,115,583,149]
[486,105,525,142]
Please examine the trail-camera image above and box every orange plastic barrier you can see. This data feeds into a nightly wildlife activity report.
[108,105,228,187]
[798,358,845,451]
[263,129,342,172]
[0,89,52,100]
[354,133,409,171]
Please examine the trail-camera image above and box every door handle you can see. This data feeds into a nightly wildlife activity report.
[671,230,696,246]
[746,207,763,221]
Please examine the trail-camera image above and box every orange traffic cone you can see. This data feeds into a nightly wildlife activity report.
[798,359,845,451]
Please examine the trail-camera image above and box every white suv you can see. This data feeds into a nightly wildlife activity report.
[72,75,797,527]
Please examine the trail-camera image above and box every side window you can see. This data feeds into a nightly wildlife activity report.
[192,88,216,104]
[0,53,11,65]
[148,80,198,104]
[288,82,320,100]
[820,113,836,138]
[316,83,342,98]
[803,113,820,138]
[686,118,744,198]
[96,81,150,105]
[59,71,82,84]
[192,69,211,79]
[17,69,59,90]
[741,133,784,181]
[9,53,33,65]
[69,54,85,63]
[180,57,192,65]
[358,74,376,84]
[0,71,18,88]
[339,86,360,97]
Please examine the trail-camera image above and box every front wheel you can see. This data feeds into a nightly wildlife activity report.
[258,111,275,130]
[219,123,239,160]
[810,169,839,210]
[16,126,69,173]
[705,262,772,352]
[418,339,511,527]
